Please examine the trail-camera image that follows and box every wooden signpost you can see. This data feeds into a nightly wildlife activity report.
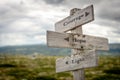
[47,5,109,80]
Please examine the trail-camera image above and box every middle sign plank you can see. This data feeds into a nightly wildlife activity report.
[47,31,109,50]
[55,5,94,32]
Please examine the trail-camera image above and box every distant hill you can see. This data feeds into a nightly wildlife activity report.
[0,44,120,56]
[97,43,120,56]
[0,44,71,56]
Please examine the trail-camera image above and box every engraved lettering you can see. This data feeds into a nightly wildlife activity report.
[65,57,85,65]
[73,38,86,43]
[63,14,84,26]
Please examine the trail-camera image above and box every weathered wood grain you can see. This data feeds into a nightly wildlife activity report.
[56,49,98,73]
[55,5,94,32]
[73,69,85,80]
[47,31,109,50]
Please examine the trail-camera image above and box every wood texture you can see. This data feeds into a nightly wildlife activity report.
[73,69,85,80]
[56,49,98,73]
[71,25,85,80]
[55,5,94,32]
[47,31,109,50]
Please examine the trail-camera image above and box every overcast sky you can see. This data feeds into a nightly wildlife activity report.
[0,0,120,46]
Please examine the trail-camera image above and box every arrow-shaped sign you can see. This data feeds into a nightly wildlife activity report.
[56,49,98,73]
[47,31,109,50]
[55,5,94,32]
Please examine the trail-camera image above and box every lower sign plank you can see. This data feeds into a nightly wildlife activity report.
[47,31,109,50]
[56,49,98,73]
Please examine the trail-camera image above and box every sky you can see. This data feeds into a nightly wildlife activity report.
[0,0,120,46]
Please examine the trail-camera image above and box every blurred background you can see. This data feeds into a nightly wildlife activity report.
[0,0,120,80]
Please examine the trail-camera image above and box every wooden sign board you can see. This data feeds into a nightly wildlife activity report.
[56,49,98,73]
[55,5,94,32]
[47,31,109,50]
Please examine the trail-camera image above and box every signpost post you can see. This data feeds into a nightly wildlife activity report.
[47,5,109,80]
[70,8,87,79]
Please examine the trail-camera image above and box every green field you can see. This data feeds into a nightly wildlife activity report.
[0,54,120,80]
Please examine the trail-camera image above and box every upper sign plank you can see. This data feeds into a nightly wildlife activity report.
[55,5,94,32]
[47,31,109,50]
